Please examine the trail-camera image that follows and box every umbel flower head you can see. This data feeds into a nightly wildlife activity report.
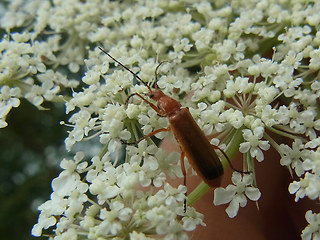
[31,152,205,239]
[1,0,320,239]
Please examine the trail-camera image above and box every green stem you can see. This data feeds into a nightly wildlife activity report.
[187,182,210,206]
[187,127,244,206]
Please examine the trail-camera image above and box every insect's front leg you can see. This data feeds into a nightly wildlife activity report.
[126,92,166,116]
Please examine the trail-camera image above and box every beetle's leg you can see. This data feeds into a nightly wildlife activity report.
[180,151,187,186]
[121,127,171,145]
[180,150,187,212]
[126,92,166,116]
[212,145,251,174]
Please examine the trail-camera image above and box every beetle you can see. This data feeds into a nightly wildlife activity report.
[98,47,244,188]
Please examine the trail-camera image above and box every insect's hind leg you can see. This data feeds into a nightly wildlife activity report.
[179,150,187,212]
[212,144,251,174]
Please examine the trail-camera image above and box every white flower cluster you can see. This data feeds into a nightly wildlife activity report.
[0,0,80,127]
[31,151,204,239]
[2,0,320,239]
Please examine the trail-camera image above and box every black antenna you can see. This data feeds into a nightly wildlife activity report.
[98,47,152,92]
[154,61,168,88]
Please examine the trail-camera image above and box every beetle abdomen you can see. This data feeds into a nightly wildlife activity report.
[168,108,224,187]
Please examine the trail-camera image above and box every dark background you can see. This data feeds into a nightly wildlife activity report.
[0,100,67,240]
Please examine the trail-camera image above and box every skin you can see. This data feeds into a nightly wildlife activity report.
[161,138,320,240]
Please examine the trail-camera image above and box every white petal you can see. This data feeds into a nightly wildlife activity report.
[313,232,320,240]
[239,142,251,153]
[280,156,291,166]
[242,129,253,140]
[301,230,312,240]
[31,215,56,236]
[242,174,253,185]
[259,141,270,151]
[288,181,300,194]
[253,126,264,138]
[250,147,264,162]
[235,194,247,208]
[31,223,43,237]
[302,159,313,171]
[0,119,8,128]
[213,187,236,205]
[225,198,240,218]
[52,172,79,197]
[245,187,261,201]
[144,156,159,171]
[231,172,242,185]
[103,185,120,199]
[305,210,314,224]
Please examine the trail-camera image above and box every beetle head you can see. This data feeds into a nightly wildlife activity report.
[148,90,181,116]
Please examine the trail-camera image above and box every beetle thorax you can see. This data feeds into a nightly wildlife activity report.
[149,90,182,116]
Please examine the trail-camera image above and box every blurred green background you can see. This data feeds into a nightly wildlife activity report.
[0,2,83,238]
[0,100,67,240]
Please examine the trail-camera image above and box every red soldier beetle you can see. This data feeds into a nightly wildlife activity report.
[98,47,247,189]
